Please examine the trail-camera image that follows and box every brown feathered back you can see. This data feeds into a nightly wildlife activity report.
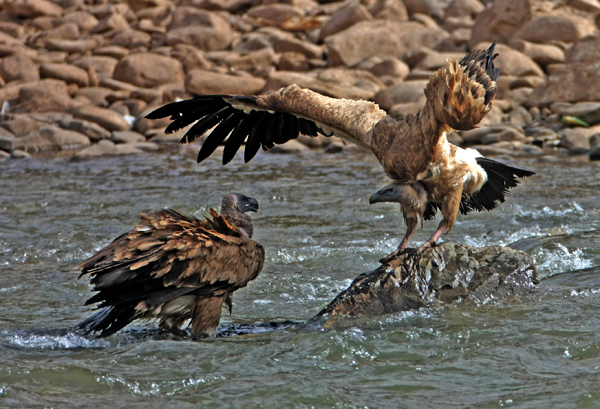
[78,196,264,338]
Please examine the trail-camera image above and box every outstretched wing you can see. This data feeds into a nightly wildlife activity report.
[146,84,387,164]
[79,209,265,309]
[380,41,500,182]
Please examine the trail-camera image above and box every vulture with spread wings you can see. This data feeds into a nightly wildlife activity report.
[78,193,264,338]
[147,42,533,261]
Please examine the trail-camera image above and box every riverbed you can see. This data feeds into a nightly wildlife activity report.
[1,147,599,408]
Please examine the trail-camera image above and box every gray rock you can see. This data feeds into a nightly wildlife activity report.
[527,63,600,106]
[70,104,130,132]
[561,126,600,154]
[314,243,537,321]
[374,80,427,111]
[186,70,265,96]
[10,125,90,152]
[264,68,383,101]
[59,118,111,142]
[11,149,32,159]
[268,139,309,154]
[112,130,145,143]
[319,3,372,41]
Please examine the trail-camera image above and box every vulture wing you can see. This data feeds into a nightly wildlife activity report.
[78,209,264,336]
[146,84,387,164]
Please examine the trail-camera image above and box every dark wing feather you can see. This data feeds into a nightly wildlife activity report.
[459,158,535,215]
[146,85,387,164]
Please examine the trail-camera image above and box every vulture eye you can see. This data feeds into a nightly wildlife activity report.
[383,188,393,195]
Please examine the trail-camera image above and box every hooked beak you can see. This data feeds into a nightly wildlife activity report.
[369,191,382,205]
[244,197,259,212]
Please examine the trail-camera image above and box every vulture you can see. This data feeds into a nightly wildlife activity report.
[78,193,264,338]
[147,42,534,261]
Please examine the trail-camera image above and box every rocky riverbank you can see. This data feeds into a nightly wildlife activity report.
[1,0,600,161]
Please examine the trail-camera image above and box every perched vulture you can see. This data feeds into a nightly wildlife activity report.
[147,42,534,260]
[78,193,264,338]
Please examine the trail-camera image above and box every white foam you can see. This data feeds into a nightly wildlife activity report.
[3,331,109,349]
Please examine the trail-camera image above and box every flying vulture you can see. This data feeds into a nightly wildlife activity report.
[78,193,264,338]
[147,42,534,260]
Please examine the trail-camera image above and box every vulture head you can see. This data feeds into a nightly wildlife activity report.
[369,182,427,213]
[221,193,259,238]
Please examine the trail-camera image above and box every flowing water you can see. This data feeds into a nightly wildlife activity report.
[1,146,600,408]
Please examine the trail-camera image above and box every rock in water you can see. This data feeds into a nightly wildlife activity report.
[314,243,538,320]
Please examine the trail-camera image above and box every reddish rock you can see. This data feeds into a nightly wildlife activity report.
[566,34,600,63]
[246,4,304,25]
[514,15,596,44]
[186,70,266,95]
[93,45,129,60]
[5,0,63,18]
[510,40,565,67]
[527,62,600,106]
[319,3,372,40]
[273,37,323,59]
[75,87,114,107]
[414,51,465,71]
[74,139,144,158]
[223,48,277,74]
[374,80,428,111]
[72,56,119,79]
[278,52,309,71]
[0,22,26,39]
[0,54,39,83]
[61,11,99,32]
[264,69,383,100]
[113,53,184,88]
[268,139,309,154]
[91,13,130,34]
[403,0,447,19]
[369,59,409,79]
[444,0,484,18]
[11,125,90,152]
[326,21,449,67]
[40,63,89,87]
[0,115,42,136]
[71,104,130,131]
[46,38,98,54]
[171,44,212,73]
[369,0,408,21]
[59,117,112,141]
[561,126,600,153]
[111,130,146,143]
[109,29,152,48]
[166,8,236,51]
[474,42,544,77]
[18,79,73,113]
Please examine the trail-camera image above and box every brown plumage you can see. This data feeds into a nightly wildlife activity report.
[78,193,264,338]
[147,42,534,260]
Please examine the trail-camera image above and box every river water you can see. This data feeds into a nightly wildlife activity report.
[1,146,600,408]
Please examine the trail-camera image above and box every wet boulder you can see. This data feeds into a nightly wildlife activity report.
[314,243,538,321]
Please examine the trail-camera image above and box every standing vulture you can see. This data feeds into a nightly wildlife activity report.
[78,193,264,338]
[147,42,534,260]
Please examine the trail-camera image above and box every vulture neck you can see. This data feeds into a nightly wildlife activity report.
[221,208,253,239]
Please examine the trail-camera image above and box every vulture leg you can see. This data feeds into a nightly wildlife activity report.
[191,295,226,339]
[419,187,462,250]
[380,212,419,264]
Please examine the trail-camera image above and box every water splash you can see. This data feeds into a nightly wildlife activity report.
[2,330,109,349]
[532,243,593,279]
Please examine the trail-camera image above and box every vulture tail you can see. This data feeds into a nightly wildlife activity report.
[78,305,137,338]
[460,158,535,214]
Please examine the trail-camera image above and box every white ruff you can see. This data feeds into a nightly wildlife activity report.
[458,147,487,192]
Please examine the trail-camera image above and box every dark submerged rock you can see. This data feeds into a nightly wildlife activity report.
[314,243,538,321]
